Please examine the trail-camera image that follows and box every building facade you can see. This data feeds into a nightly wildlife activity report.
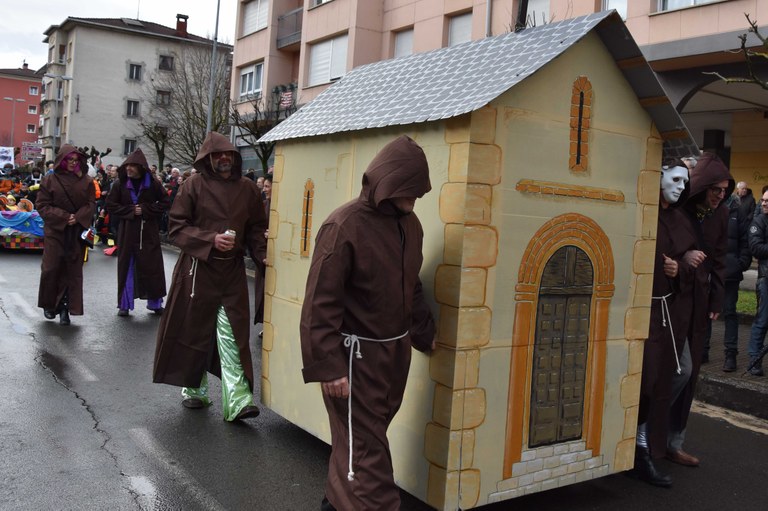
[0,63,44,165]
[232,0,768,185]
[41,15,232,166]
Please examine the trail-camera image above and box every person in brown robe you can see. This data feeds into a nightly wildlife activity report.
[634,159,698,487]
[301,135,436,511]
[105,148,169,316]
[668,153,733,467]
[36,145,96,325]
[153,131,267,422]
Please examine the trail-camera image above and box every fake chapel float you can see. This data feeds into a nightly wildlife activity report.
[258,10,698,510]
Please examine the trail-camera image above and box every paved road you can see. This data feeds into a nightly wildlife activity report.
[1,247,767,510]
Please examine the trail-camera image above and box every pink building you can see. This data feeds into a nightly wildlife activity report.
[232,0,768,185]
[0,63,43,165]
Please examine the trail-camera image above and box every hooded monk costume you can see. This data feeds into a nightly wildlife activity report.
[36,145,96,322]
[153,132,267,421]
[105,148,169,314]
[301,136,436,511]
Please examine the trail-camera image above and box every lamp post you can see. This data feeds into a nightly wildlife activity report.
[43,74,73,157]
[3,97,26,147]
[205,0,221,133]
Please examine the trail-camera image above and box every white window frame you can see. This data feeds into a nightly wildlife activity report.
[156,90,171,106]
[129,63,142,81]
[394,28,414,58]
[308,34,348,87]
[603,0,628,19]
[311,0,333,7]
[239,62,264,97]
[26,124,36,134]
[123,138,137,155]
[448,12,472,47]
[29,86,39,96]
[126,100,140,118]
[28,105,37,114]
[159,55,174,71]
[658,0,718,11]
[242,0,269,36]
[527,0,550,25]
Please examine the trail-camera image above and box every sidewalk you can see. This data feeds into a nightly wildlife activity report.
[696,269,768,420]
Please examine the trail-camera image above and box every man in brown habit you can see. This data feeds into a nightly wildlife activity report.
[153,131,266,422]
[301,135,436,511]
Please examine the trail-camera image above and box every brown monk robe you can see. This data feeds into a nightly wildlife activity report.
[105,148,169,314]
[153,132,267,392]
[301,136,436,511]
[36,145,95,323]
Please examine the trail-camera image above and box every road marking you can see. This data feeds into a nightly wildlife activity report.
[128,428,228,511]
[9,292,37,319]
[49,336,99,382]
[693,401,768,436]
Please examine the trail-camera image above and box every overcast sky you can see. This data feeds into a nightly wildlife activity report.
[0,0,237,70]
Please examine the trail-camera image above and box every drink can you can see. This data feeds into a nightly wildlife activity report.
[224,229,236,238]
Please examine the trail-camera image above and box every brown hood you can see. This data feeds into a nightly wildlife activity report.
[117,148,150,182]
[688,153,734,206]
[192,131,242,179]
[53,144,88,179]
[360,135,431,214]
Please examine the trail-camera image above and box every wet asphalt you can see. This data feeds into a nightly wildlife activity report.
[1,246,767,510]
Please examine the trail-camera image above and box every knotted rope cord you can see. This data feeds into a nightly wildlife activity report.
[652,293,682,374]
[188,257,198,298]
[139,219,145,250]
[341,330,409,481]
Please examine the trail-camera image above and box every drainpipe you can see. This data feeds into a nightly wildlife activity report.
[486,0,493,37]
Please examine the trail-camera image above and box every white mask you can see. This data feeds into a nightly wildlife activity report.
[661,165,689,204]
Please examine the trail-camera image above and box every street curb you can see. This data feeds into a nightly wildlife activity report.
[696,373,768,421]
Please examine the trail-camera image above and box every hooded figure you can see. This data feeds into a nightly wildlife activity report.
[105,148,169,315]
[301,135,436,511]
[153,132,266,422]
[36,145,95,324]
[667,153,734,467]
[634,159,698,487]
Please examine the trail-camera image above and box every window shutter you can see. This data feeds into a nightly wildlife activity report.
[329,35,348,80]
[448,13,472,46]
[394,29,413,58]
[309,39,332,86]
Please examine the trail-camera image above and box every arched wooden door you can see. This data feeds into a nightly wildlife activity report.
[529,245,593,447]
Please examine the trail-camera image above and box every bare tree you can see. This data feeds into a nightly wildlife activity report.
[230,84,297,175]
[137,43,232,166]
[704,14,768,90]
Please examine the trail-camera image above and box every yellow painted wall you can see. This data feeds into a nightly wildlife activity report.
[730,110,768,190]
[472,31,656,506]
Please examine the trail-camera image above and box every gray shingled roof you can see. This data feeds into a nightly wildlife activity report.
[260,10,698,157]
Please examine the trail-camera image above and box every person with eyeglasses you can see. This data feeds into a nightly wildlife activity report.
[666,153,734,468]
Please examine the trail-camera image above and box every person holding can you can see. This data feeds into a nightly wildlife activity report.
[153,131,267,422]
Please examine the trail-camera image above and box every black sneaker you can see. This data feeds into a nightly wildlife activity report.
[748,357,764,377]
[234,404,260,421]
[182,397,206,409]
[723,352,737,373]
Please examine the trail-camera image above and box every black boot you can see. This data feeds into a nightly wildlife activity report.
[44,309,56,320]
[723,351,737,372]
[634,445,672,488]
[58,295,70,326]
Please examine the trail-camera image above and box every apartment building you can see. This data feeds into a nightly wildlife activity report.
[232,0,768,185]
[0,62,44,164]
[41,15,232,165]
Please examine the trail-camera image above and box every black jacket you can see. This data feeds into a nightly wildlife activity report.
[749,211,768,279]
[726,196,751,281]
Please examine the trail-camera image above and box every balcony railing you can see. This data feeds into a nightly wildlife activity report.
[277,8,302,49]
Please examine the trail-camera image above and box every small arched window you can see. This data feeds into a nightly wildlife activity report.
[301,179,315,257]
[569,76,592,173]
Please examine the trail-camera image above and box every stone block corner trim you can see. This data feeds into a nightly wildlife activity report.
[516,179,624,203]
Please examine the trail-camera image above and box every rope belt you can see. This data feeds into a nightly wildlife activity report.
[139,219,145,250]
[188,257,198,298]
[341,330,409,482]
[652,293,682,374]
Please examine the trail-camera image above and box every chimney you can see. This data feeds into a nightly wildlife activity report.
[176,14,189,37]
[22,61,28,70]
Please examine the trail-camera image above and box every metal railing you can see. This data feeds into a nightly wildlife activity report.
[277,8,302,49]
